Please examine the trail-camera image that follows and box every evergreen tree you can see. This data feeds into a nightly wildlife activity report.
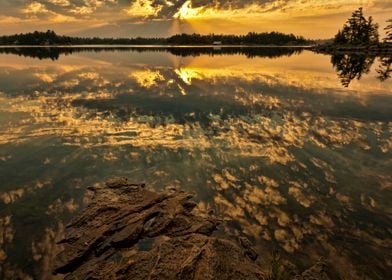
[334,30,347,44]
[384,19,392,43]
[365,16,379,43]
[334,7,379,45]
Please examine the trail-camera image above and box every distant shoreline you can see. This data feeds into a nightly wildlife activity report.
[0,44,313,48]
[312,44,392,55]
[0,30,313,48]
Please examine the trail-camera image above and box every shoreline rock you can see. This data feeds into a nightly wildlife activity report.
[53,178,330,280]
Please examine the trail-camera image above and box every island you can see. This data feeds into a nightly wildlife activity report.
[313,8,392,55]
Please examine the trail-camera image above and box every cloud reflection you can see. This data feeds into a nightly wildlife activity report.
[0,49,391,279]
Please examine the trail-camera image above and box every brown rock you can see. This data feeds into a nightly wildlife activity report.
[53,178,265,280]
[294,262,330,280]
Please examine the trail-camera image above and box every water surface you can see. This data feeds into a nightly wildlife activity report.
[0,47,391,279]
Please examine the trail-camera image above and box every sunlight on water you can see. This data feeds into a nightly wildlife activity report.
[0,48,391,279]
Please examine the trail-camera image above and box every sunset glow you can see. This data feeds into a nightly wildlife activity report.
[173,1,201,19]
[0,0,391,38]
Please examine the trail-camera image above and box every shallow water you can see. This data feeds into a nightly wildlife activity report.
[0,47,391,279]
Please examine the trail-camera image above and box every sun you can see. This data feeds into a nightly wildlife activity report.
[173,1,203,20]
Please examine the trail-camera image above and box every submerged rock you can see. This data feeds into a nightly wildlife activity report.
[53,178,265,279]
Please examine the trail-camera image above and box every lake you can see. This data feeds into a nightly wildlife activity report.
[0,47,391,279]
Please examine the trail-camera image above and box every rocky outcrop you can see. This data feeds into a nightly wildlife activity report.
[53,178,265,279]
[53,177,331,280]
[294,262,330,280]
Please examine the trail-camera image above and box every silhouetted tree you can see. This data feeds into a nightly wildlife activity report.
[384,18,392,43]
[366,16,379,43]
[334,30,347,44]
[334,8,379,45]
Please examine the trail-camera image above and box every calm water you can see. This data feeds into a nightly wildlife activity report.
[0,47,391,279]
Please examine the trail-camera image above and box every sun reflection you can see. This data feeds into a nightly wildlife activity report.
[131,69,165,88]
[174,68,203,85]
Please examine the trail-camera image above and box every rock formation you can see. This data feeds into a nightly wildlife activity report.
[53,177,330,280]
[53,178,265,279]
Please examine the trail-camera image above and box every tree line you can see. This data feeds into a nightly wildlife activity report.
[0,30,312,46]
[167,32,310,45]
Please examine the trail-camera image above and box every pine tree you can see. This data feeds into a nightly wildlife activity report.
[384,19,392,43]
[365,16,379,44]
[334,8,379,45]
[334,30,347,44]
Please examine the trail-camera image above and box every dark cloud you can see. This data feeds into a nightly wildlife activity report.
[150,0,280,18]
[0,0,278,19]
[1,0,391,38]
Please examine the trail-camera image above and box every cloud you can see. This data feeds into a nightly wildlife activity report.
[0,0,391,37]
[0,16,25,24]
[22,2,50,14]
[125,0,165,17]
[70,6,95,15]
[47,0,71,7]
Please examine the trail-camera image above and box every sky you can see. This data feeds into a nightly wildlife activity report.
[0,0,391,39]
